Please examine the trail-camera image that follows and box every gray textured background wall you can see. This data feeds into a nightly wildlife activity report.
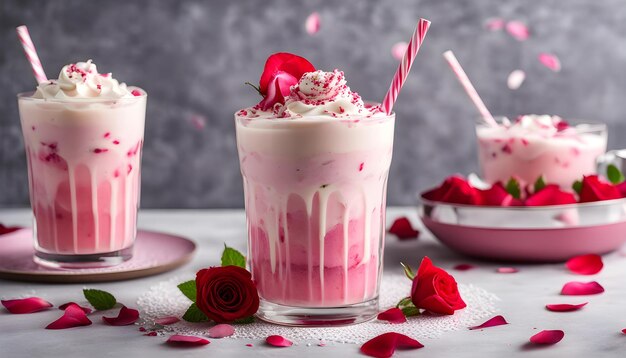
[1,0,625,208]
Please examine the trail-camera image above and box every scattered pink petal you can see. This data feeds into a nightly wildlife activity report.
[266,335,293,347]
[529,330,565,345]
[154,316,180,325]
[46,304,92,329]
[377,308,407,324]
[305,12,320,35]
[453,264,475,271]
[497,267,519,274]
[360,332,424,358]
[139,327,146,332]
[561,281,604,295]
[507,70,525,90]
[0,223,22,235]
[189,114,206,130]
[2,297,53,314]
[538,53,561,72]
[391,42,408,61]
[246,343,253,347]
[485,18,505,31]
[102,305,139,326]
[506,21,530,41]
[622,329,626,334]
[144,331,157,337]
[388,217,420,240]
[469,315,508,330]
[58,302,92,314]
[166,334,210,347]
[546,302,588,312]
[208,324,235,338]
[566,254,603,275]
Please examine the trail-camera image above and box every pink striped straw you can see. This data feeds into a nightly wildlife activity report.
[16,25,48,84]
[442,50,497,126]
[381,18,431,115]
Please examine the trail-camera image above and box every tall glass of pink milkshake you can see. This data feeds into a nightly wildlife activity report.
[18,60,147,268]
[236,67,394,326]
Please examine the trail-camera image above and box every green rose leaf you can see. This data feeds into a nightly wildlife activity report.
[505,178,521,199]
[400,262,415,280]
[607,164,625,184]
[572,180,583,194]
[182,303,209,322]
[533,176,546,193]
[83,289,116,310]
[221,244,246,269]
[401,306,421,317]
[177,280,197,302]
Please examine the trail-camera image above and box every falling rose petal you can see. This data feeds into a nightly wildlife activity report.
[469,315,508,330]
[507,70,525,90]
[565,254,603,275]
[485,18,505,31]
[46,304,92,329]
[1,297,53,314]
[154,316,180,325]
[391,42,408,61]
[189,114,206,130]
[58,302,92,314]
[538,53,561,72]
[266,335,293,347]
[377,308,407,324]
[506,21,530,41]
[497,267,519,274]
[102,305,139,326]
[166,334,210,347]
[388,217,420,240]
[453,264,475,271]
[305,12,320,35]
[545,302,588,312]
[0,223,22,235]
[529,330,565,345]
[561,281,604,295]
[360,332,424,358]
[208,324,235,338]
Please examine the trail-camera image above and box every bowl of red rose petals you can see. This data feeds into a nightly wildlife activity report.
[418,167,626,262]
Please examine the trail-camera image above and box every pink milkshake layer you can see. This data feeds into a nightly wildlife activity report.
[236,70,394,307]
[18,60,146,255]
[477,115,607,188]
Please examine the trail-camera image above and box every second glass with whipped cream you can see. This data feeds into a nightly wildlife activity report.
[236,62,394,326]
[18,60,147,268]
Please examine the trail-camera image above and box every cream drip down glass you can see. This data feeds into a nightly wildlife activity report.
[18,60,147,268]
[235,70,394,326]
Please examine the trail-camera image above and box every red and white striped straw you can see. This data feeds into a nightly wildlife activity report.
[442,50,497,126]
[381,18,431,115]
[16,25,48,84]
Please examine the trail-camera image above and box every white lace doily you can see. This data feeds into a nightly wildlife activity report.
[137,272,499,344]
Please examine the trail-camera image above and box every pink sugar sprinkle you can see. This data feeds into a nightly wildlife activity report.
[113,169,120,178]
[359,162,364,171]
[131,89,142,96]
[104,132,110,138]
[97,84,102,90]
[127,164,133,174]
[521,139,529,146]
[113,140,120,145]
[31,126,36,131]
[93,148,108,154]
[502,144,512,154]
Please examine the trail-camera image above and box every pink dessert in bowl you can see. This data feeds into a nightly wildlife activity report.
[476,115,607,189]
[235,53,394,326]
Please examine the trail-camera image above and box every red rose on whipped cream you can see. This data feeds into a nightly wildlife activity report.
[257,53,315,111]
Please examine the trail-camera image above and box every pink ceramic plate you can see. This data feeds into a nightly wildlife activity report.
[0,229,196,283]
[420,197,626,262]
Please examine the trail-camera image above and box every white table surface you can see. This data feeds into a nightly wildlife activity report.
[1,207,625,358]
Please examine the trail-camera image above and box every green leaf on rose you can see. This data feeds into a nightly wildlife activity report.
[182,303,209,322]
[244,82,262,96]
[572,180,583,194]
[400,262,415,280]
[401,306,420,317]
[607,164,625,184]
[396,296,412,309]
[534,176,546,193]
[177,280,197,302]
[83,289,117,310]
[505,178,521,199]
[221,244,246,269]
[233,316,255,324]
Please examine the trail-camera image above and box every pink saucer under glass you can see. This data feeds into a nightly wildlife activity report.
[0,229,195,283]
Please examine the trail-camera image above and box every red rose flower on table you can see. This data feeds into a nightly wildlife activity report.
[411,256,466,315]
[195,265,260,323]
[256,53,315,110]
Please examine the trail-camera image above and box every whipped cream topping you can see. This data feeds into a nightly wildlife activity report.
[505,114,570,137]
[34,60,136,100]
[238,70,382,119]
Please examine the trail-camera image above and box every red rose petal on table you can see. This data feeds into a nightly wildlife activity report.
[566,254,603,275]
[58,302,92,314]
[166,334,210,347]
[469,315,508,330]
[305,12,320,35]
[529,330,565,345]
[391,42,408,61]
[377,308,407,324]
[102,305,139,326]
[0,223,22,235]
[266,335,293,347]
[46,304,92,329]
[2,297,53,314]
[496,267,518,274]
[388,217,419,240]
[453,264,475,271]
[208,324,235,338]
[485,18,505,31]
[506,21,530,41]
[154,316,180,325]
[360,332,424,358]
[538,53,561,72]
[622,329,626,334]
[561,281,604,295]
[144,331,157,337]
[545,302,588,312]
